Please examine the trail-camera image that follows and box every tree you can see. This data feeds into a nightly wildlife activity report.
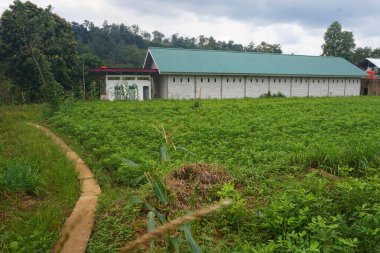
[255,41,282,53]
[350,47,373,64]
[0,1,81,103]
[152,30,165,43]
[322,21,355,60]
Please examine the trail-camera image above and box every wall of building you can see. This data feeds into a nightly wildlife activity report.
[246,77,269,98]
[155,74,361,99]
[105,75,151,101]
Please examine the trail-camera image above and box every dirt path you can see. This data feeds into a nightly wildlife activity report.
[31,124,101,253]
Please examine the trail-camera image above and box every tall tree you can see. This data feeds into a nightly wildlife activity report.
[255,41,282,53]
[350,47,373,64]
[321,21,355,61]
[0,0,81,103]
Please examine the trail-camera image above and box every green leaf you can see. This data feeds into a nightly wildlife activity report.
[148,211,156,252]
[145,202,166,224]
[176,146,196,157]
[160,145,170,161]
[183,223,202,253]
[121,158,139,167]
[171,237,183,253]
[9,241,19,250]
[146,173,169,205]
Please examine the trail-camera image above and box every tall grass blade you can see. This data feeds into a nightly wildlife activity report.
[121,158,139,167]
[148,211,155,252]
[146,173,169,205]
[176,146,196,157]
[160,145,170,161]
[183,223,202,253]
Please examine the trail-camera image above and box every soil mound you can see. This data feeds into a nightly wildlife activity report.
[166,163,232,209]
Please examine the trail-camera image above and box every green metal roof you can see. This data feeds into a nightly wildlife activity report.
[146,47,367,77]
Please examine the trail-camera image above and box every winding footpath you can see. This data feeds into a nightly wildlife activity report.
[31,124,101,253]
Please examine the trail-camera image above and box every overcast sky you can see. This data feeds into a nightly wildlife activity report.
[1,0,379,55]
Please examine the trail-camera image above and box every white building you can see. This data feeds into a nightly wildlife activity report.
[143,48,366,99]
[90,68,157,101]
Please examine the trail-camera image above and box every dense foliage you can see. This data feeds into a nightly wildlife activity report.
[49,97,380,252]
[72,20,282,68]
[322,21,380,64]
[0,1,81,103]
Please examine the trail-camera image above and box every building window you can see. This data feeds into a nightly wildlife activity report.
[273,79,276,83]
[318,80,320,83]
[137,77,149,80]
[173,77,175,82]
[233,78,235,82]
[227,78,229,83]
[279,79,281,83]
[180,78,183,82]
[214,78,217,82]
[262,79,264,83]
[207,78,210,82]
[323,80,325,83]
[332,80,334,83]
[108,77,121,80]
[284,79,286,83]
[239,78,242,82]
[201,78,203,82]
[312,80,314,83]
[300,79,302,83]
[123,77,135,80]
[188,78,190,82]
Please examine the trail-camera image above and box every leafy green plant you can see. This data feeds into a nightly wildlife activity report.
[216,183,246,231]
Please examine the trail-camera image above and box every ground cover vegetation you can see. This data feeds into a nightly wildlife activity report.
[48,96,380,252]
[0,105,79,252]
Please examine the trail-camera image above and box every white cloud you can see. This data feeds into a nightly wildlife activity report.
[1,0,379,56]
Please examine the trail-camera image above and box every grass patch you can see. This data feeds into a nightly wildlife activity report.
[0,105,79,252]
[48,97,380,252]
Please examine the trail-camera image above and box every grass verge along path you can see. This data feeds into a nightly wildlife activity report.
[32,124,101,253]
[0,105,79,252]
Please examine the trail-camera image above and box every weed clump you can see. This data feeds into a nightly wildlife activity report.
[165,163,232,209]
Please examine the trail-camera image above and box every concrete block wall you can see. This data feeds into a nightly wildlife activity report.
[167,76,194,99]
[345,79,361,96]
[309,78,328,97]
[270,77,291,97]
[196,76,221,99]
[246,77,269,97]
[161,75,361,99]
[221,77,245,98]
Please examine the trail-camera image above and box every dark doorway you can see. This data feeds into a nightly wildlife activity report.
[143,86,150,100]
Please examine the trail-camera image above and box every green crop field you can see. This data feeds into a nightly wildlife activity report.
[48,97,380,252]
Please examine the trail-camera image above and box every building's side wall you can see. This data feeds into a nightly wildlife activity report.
[167,76,195,99]
[154,74,362,99]
[105,75,151,101]
[309,78,328,97]
[158,75,168,99]
[328,78,345,96]
[195,76,221,99]
[246,77,269,97]
[345,78,361,96]
[221,76,245,98]
[291,77,309,97]
[270,77,291,97]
